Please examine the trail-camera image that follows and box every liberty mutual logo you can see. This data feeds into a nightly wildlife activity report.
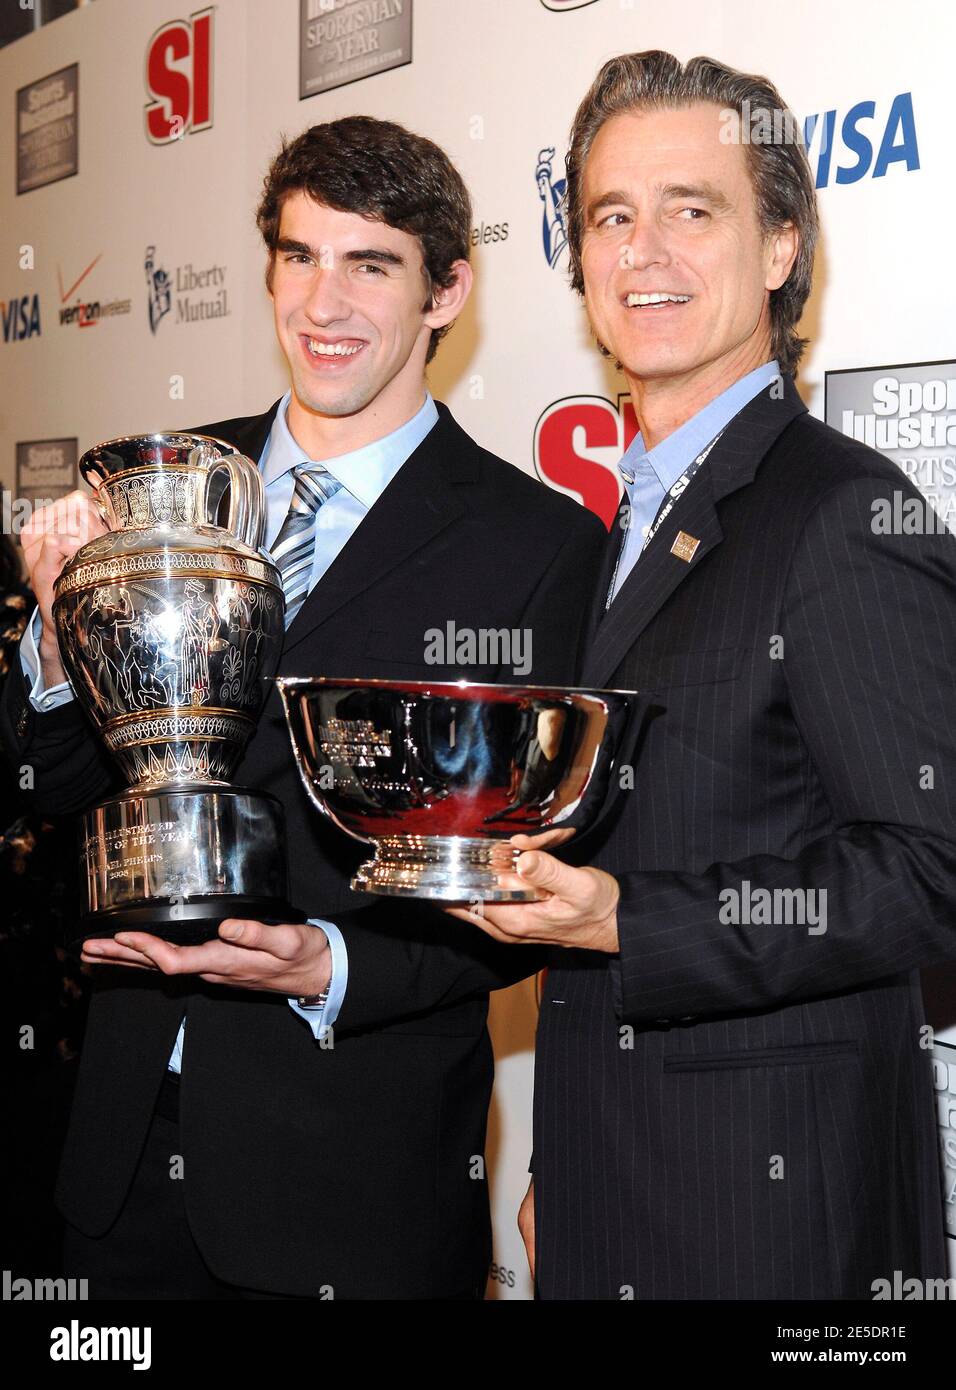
[145,245,171,334]
[145,244,229,333]
[535,147,568,270]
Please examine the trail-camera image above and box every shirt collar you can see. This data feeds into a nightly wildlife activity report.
[260,389,439,509]
[619,360,781,490]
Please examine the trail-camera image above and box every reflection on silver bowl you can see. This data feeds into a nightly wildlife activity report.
[278,677,635,902]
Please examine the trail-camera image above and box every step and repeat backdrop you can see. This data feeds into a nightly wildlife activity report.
[1,0,954,1298]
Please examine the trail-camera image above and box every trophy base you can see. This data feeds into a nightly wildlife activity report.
[77,784,292,946]
[351,835,546,902]
[75,895,304,949]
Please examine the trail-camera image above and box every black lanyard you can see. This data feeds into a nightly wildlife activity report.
[606,430,724,608]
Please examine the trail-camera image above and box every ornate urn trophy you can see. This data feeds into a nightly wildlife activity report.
[53,433,289,942]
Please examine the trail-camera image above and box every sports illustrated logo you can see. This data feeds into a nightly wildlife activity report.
[801,92,919,187]
[534,394,637,527]
[144,7,214,144]
[16,63,79,195]
[825,361,956,536]
[145,246,172,333]
[15,438,78,516]
[299,0,414,101]
[1,293,41,343]
[535,147,568,270]
[144,244,229,330]
[57,255,132,329]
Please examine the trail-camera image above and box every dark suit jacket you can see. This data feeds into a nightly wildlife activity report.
[529,375,956,1299]
[0,400,604,1298]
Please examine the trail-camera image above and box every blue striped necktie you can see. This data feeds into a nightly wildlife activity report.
[271,464,342,624]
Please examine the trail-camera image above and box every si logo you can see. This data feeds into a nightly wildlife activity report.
[144,7,214,144]
[533,394,636,528]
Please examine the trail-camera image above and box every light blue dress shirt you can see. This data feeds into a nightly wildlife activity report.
[609,360,781,602]
[20,389,439,1070]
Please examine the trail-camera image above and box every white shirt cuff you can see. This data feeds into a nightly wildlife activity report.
[287,918,348,1039]
[20,605,74,712]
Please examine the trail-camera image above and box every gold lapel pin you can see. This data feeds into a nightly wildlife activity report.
[670,531,700,563]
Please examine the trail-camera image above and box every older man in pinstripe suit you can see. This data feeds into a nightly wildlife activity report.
[454,52,956,1299]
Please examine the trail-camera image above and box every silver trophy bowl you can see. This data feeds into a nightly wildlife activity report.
[278,677,635,902]
[53,432,291,941]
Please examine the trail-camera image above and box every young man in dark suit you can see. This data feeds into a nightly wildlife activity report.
[454,53,956,1299]
[2,117,603,1299]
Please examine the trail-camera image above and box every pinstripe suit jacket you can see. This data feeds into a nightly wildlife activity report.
[533,374,956,1300]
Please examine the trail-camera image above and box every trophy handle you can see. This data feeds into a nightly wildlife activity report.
[203,453,266,550]
[91,486,113,529]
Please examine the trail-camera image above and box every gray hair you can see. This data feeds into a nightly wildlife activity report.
[565,51,819,377]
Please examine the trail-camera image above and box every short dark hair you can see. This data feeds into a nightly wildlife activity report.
[256,116,471,364]
[565,51,820,377]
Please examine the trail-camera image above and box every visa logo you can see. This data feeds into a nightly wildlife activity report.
[803,92,919,187]
[1,293,41,343]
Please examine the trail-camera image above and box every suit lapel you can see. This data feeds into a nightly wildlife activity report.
[280,404,476,656]
[583,377,808,688]
[200,400,477,658]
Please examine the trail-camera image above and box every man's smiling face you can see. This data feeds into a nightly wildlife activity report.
[580,103,792,387]
[270,191,435,422]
